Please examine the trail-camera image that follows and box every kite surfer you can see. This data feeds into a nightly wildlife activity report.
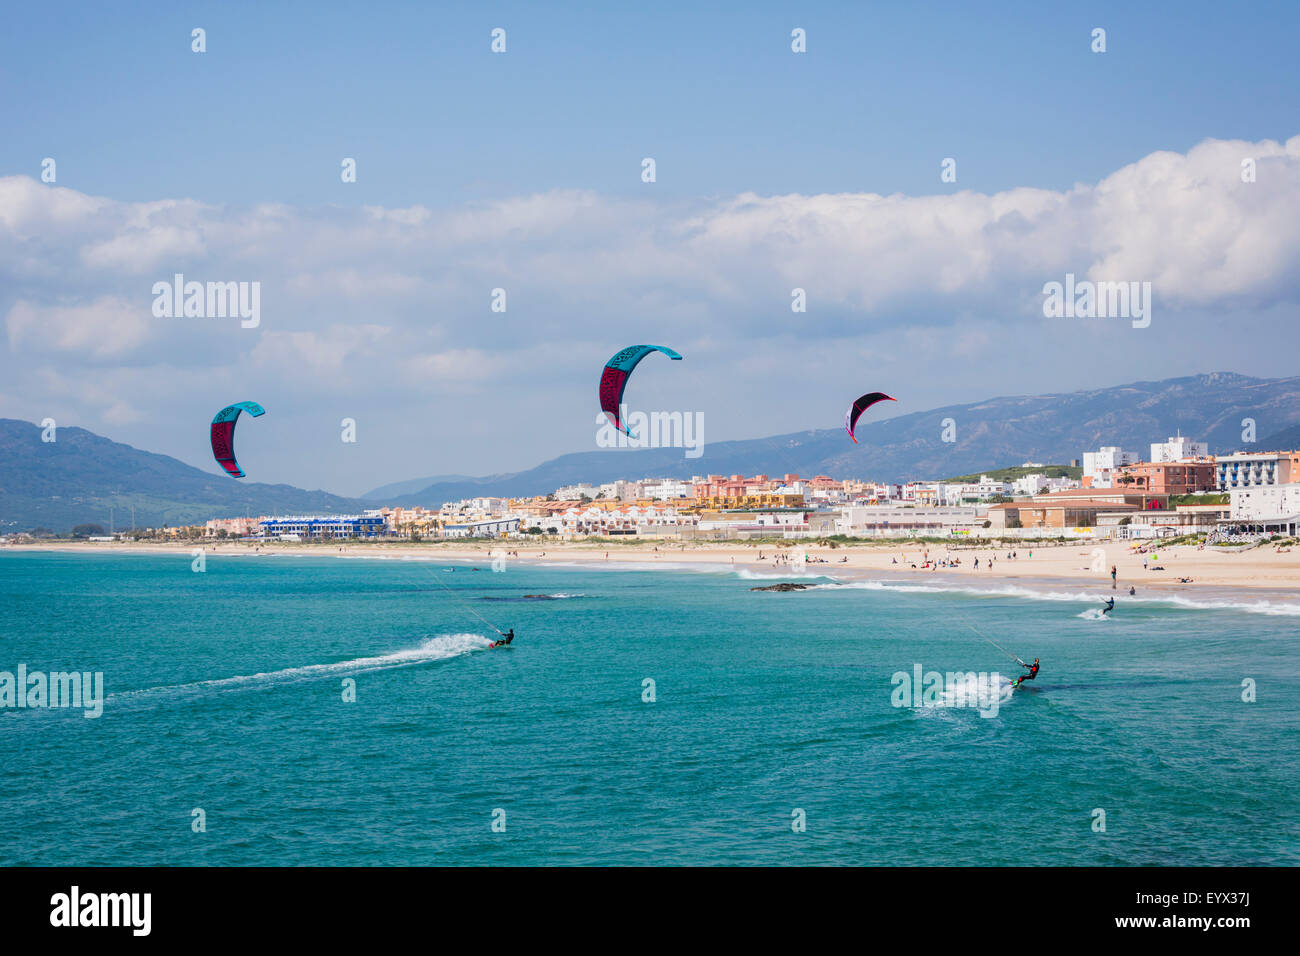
[490,629,515,648]
[973,629,1036,690]
[1101,596,1115,615]
[1010,658,1040,689]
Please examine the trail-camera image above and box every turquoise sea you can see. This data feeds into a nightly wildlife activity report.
[1,550,1296,866]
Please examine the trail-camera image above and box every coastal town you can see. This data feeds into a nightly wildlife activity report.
[7,0,1294,902]
[98,433,1300,545]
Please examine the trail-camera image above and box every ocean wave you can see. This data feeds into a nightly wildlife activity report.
[733,567,827,580]
[808,579,1300,617]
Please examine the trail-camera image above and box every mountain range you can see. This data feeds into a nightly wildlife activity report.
[4,372,1299,531]
[374,371,1300,505]
[0,421,370,533]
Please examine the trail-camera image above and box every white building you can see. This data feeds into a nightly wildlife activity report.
[1012,473,1050,496]
[697,510,808,532]
[1227,483,1300,534]
[836,506,983,535]
[1030,474,1082,494]
[439,497,505,518]
[442,517,521,538]
[641,478,693,501]
[554,483,598,501]
[1217,452,1297,490]
[942,476,1010,504]
[598,480,637,501]
[1150,434,1208,463]
[847,481,901,502]
[1082,446,1139,489]
[902,482,944,505]
[555,504,692,535]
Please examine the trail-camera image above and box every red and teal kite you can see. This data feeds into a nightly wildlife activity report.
[845,392,896,443]
[210,401,265,478]
[599,345,682,436]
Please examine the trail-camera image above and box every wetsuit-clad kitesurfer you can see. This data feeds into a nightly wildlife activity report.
[1102,597,1115,615]
[1011,658,1040,688]
[490,629,515,648]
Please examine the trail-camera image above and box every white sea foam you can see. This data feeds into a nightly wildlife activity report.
[935,671,1015,708]
[1076,608,1111,621]
[733,567,825,580]
[807,578,1300,617]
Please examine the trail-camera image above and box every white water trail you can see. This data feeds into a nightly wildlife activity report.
[1076,608,1111,621]
[107,633,491,707]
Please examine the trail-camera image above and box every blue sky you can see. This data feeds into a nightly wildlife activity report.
[6,1,1297,204]
[2,2,1299,494]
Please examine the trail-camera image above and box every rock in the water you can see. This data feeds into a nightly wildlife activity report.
[749,582,810,592]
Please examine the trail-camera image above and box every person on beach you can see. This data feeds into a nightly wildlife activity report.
[1011,658,1040,689]
[1129,586,1136,596]
[1111,565,1117,589]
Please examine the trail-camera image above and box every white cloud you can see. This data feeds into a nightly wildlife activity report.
[4,135,1298,343]
[250,324,391,379]
[0,176,108,236]
[81,223,207,274]
[2,135,1298,480]
[6,296,154,359]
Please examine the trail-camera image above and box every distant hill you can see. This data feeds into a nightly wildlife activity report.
[941,465,1082,483]
[388,372,1300,505]
[0,420,370,532]
[1258,423,1300,450]
[362,474,474,499]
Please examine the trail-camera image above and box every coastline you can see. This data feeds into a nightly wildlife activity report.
[8,537,1299,599]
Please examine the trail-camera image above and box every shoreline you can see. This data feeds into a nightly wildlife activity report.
[7,538,1300,601]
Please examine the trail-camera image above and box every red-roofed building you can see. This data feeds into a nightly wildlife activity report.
[1114,460,1216,496]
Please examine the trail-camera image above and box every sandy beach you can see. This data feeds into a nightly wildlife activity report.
[9,537,1299,596]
